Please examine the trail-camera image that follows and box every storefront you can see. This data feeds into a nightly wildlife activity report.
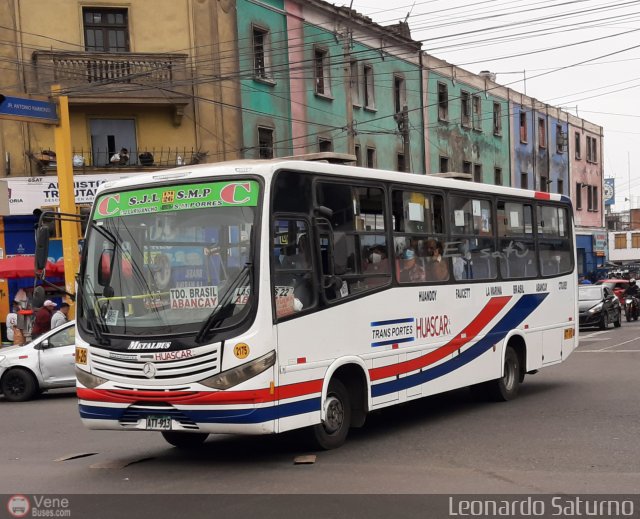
[576,228,607,280]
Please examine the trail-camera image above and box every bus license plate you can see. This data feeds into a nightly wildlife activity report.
[146,415,172,430]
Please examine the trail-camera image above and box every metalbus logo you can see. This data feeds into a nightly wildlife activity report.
[7,495,30,518]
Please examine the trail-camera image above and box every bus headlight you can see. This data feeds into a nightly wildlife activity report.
[76,367,108,389]
[200,350,276,390]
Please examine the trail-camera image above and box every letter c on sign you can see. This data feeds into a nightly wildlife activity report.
[221,183,251,204]
[97,194,120,216]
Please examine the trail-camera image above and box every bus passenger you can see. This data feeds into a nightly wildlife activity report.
[399,248,425,283]
[424,239,449,281]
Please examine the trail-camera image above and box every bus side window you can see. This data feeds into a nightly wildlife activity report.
[272,218,316,319]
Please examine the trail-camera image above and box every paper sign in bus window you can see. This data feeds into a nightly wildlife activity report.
[170,285,219,309]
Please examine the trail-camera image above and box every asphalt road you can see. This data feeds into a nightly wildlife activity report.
[1,320,639,498]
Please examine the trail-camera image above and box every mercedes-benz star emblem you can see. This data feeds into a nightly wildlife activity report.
[142,362,157,379]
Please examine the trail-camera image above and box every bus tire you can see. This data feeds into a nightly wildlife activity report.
[310,379,351,450]
[485,346,520,402]
[161,431,209,449]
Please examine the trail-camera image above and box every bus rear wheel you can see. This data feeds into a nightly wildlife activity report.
[484,346,520,402]
[310,379,351,450]
[161,431,209,449]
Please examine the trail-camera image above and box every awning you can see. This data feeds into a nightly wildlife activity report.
[0,255,63,279]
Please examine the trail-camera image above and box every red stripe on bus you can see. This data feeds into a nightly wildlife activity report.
[534,192,551,200]
[369,296,512,381]
[77,378,324,406]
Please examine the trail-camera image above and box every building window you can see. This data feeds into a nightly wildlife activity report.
[397,152,406,172]
[366,147,376,168]
[319,138,333,152]
[557,178,563,194]
[556,124,565,153]
[575,131,581,159]
[437,82,448,121]
[540,176,548,192]
[439,156,449,173]
[350,61,360,106]
[592,186,598,212]
[473,164,482,183]
[472,95,482,131]
[587,186,594,211]
[576,182,583,210]
[519,111,527,143]
[252,26,271,80]
[364,65,375,109]
[493,102,502,135]
[462,161,472,175]
[615,233,627,249]
[355,144,361,166]
[258,127,274,159]
[393,75,406,114]
[83,8,129,52]
[521,172,528,190]
[461,91,471,127]
[314,47,331,96]
[494,167,502,185]
[632,233,640,248]
[587,136,598,163]
[538,117,546,148]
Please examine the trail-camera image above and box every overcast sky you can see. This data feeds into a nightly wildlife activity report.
[350,0,640,211]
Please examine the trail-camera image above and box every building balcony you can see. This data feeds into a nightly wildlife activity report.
[31,51,191,124]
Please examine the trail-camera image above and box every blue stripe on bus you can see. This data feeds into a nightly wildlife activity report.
[371,293,548,397]
[371,337,415,348]
[79,397,322,424]
[370,317,414,326]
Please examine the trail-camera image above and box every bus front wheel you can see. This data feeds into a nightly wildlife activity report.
[310,379,351,450]
[161,431,209,449]
[485,346,521,402]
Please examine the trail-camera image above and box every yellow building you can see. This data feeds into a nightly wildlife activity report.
[0,0,241,176]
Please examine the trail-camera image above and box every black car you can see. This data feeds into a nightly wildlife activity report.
[579,285,622,329]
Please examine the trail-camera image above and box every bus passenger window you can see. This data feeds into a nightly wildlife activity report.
[272,219,316,318]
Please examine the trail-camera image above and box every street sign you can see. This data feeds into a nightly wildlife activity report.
[0,93,59,124]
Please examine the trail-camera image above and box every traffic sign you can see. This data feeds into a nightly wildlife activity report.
[0,93,59,124]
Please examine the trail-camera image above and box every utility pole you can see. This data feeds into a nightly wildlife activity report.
[52,84,79,316]
[343,27,354,154]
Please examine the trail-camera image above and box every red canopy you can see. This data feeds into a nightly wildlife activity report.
[0,256,62,279]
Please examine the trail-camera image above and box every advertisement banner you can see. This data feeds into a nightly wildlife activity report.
[604,178,615,206]
[0,173,141,215]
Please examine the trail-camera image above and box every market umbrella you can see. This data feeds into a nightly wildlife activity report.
[0,256,37,278]
[0,256,60,279]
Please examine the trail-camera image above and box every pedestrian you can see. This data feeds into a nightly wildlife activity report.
[51,302,70,329]
[31,300,57,339]
[5,301,19,344]
[110,147,129,166]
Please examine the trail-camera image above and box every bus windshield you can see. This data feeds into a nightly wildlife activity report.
[78,180,259,340]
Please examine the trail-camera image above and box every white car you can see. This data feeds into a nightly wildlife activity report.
[0,321,75,402]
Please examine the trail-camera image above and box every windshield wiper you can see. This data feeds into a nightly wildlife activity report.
[195,263,252,344]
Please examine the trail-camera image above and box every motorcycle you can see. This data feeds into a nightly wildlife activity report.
[625,296,639,322]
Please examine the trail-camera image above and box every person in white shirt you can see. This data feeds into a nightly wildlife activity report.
[5,301,19,343]
[51,302,70,329]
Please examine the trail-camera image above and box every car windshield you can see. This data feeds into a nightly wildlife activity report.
[579,287,603,301]
[78,180,259,339]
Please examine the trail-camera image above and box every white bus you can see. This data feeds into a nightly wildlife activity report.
[74,157,578,449]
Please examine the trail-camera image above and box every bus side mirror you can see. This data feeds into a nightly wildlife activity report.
[35,226,50,271]
[98,250,114,286]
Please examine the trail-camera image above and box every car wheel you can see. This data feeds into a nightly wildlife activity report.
[1,369,39,402]
[599,313,609,330]
[614,309,622,328]
[161,431,209,449]
[483,346,521,401]
[310,379,351,450]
